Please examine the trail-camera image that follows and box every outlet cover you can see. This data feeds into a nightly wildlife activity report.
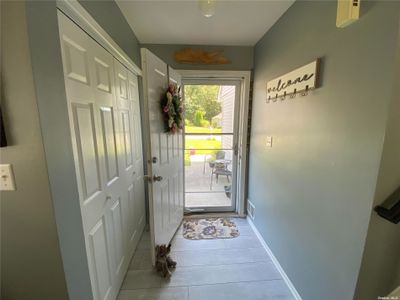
[0,164,16,191]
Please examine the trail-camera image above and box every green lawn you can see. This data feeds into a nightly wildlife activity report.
[185,125,222,134]
[184,135,222,166]
[184,125,223,166]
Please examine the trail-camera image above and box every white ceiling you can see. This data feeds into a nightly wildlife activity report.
[116,0,295,46]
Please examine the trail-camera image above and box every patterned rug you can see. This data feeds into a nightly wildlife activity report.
[182,218,240,240]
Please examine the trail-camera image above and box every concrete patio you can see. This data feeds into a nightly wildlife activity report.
[185,154,231,207]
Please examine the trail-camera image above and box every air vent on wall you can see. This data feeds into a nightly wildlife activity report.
[247,199,255,220]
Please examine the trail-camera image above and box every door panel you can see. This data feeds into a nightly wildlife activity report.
[120,110,133,169]
[94,58,112,93]
[110,197,124,274]
[63,37,91,85]
[99,107,119,184]
[88,218,112,300]
[72,103,101,199]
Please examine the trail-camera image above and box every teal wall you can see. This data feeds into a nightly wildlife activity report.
[1,2,70,299]
[79,0,141,67]
[249,1,400,299]
[142,44,254,70]
[354,21,400,299]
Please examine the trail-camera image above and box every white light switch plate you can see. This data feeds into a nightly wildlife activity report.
[266,136,273,147]
[0,164,16,191]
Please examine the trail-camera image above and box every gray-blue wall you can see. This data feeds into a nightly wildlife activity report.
[249,1,400,299]
[354,21,400,299]
[141,44,254,70]
[1,2,70,299]
[78,0,141,67]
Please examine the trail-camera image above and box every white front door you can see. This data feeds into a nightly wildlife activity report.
[58,12,145,300]
[141,49,184,263]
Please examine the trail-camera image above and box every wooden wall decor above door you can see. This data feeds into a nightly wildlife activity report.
[174,48,231,65]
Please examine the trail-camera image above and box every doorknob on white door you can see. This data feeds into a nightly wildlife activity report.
[153,175,163,182]
[143,175,163,182]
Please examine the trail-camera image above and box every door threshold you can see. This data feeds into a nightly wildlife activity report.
[183,211,245,219]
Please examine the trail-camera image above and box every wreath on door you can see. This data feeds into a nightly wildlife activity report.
[161,83,184,134]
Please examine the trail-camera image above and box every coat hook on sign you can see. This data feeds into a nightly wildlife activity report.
[290,89,297,99]
[301,86,309,97]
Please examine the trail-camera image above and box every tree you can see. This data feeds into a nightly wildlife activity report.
[184,85,222,124]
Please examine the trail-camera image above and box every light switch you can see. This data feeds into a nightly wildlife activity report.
[0,164,16,191]
[266,136,273,147]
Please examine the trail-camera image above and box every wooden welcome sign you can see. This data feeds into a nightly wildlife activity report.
[266,58,321,102]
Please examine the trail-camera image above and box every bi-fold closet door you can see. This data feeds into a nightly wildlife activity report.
[58,12,145,300]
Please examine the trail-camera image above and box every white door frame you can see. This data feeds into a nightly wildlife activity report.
[179,70,251,217]
[56,0,141,77]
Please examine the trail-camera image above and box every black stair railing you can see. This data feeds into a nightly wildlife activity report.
[374,186,400,224]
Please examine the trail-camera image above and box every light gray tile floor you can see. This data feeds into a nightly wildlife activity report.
[119,218,294,300]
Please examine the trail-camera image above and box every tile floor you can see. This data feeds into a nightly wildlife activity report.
[118,218,294,300]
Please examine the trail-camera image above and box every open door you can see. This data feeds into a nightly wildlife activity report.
[141,49,184,264]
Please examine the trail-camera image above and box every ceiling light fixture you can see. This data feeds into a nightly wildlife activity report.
[199,0,216,18]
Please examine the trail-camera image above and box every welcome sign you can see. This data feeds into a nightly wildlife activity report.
[266,58,321,102]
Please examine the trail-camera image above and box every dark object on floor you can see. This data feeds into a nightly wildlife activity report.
[155,244,177,278]
[374,186,400,224]
[224,185,231,198]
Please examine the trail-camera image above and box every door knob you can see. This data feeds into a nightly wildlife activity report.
[153,175,163,182]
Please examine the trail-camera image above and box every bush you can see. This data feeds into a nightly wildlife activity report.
[185,119,192,126]
[200,120,210,127]
[194,110,205,127]
[211,118,220,129]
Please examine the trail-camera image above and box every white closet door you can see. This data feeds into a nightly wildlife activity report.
[113,59,146,258]
[58,12,145,300]
[128,71,146,236]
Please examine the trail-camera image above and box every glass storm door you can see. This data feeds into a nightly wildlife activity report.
[183,81,241,212]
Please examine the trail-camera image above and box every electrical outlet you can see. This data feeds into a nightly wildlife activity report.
[0,164,16,191]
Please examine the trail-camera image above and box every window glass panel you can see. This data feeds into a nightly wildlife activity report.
[184,85,235,134]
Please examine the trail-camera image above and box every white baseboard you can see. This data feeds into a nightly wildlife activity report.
[247,217,302,300]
